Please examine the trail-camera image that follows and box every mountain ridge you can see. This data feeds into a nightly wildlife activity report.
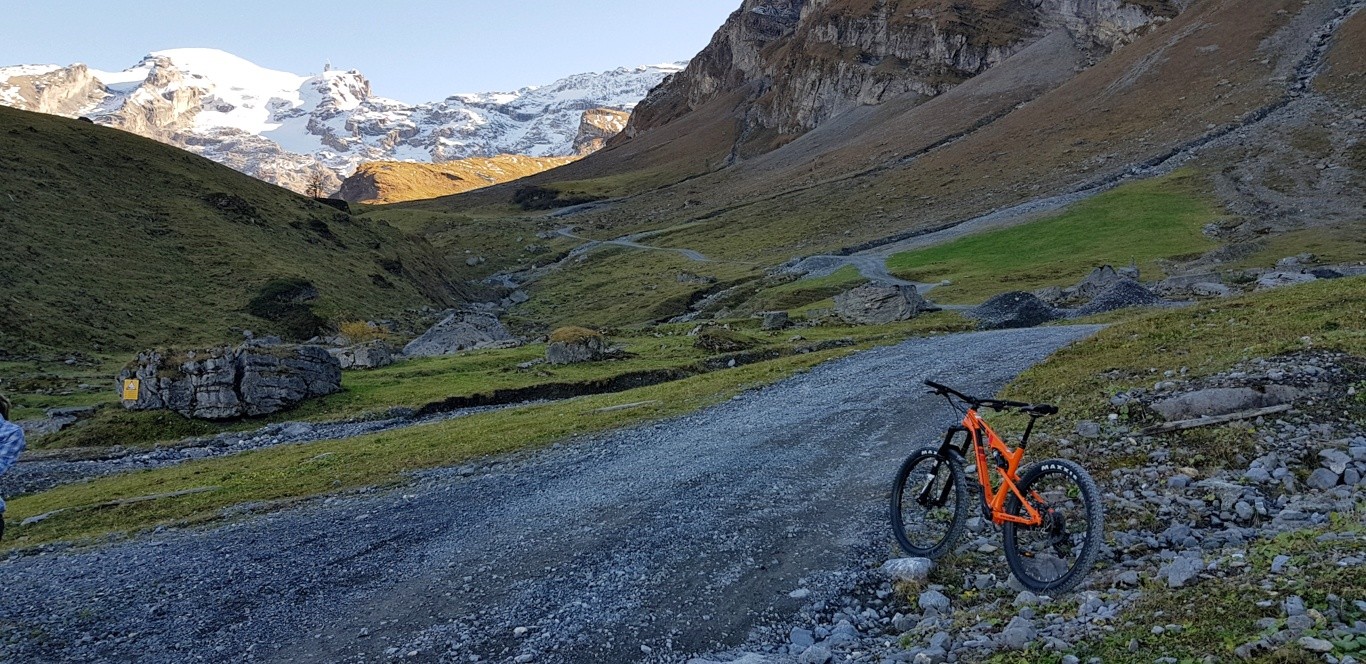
[0,49,684,194]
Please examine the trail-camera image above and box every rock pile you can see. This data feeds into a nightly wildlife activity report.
[402,310,515,357]
[1073,278,1165,316]
[119,343,341,419]
[969,291,1060,330]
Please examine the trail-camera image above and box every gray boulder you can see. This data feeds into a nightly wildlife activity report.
[1150,385,1302,421]
[970,292,1060,330]
[761,311,790,330]
[1256,271,1317,290]
[1075,279,1164,316]
[1074,265,1126,297]
[402,310,513,357]
[1305,468,1340,491]
[1031,285,1065,305]
[328,340,395,370]
[833,282,926,325]
[1191,282,1231,297]
[880,557,934,583]
[1162,554,1203,588]
[546,327,608,365]
[120,344,341,420]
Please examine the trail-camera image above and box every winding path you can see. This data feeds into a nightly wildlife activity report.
[0,326,1101,664]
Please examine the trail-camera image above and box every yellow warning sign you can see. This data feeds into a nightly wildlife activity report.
[122,379,141,401]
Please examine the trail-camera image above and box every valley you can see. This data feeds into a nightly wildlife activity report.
[0,0,1364,662]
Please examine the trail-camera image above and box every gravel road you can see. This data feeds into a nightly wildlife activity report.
[0,326,1101,664]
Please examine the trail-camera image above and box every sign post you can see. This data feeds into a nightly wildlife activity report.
[122,379,141,401]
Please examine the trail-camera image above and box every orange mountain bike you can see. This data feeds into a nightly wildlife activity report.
[890,380,1103,594]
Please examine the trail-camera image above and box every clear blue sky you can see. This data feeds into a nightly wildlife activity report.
[1,0,738,102]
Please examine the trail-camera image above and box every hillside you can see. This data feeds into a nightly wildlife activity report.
[0,49,682,193]
[383,0,1364,328]
[337,155,579,204]
[0,105,467,352]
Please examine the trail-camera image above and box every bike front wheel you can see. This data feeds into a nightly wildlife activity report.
[1002,458,1104,594]
[890,447,967,559]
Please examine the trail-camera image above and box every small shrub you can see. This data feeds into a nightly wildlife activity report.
[338,320,388,344]
[246,278,326,340]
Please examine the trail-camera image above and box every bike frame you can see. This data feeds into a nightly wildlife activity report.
[936,409,1044,527]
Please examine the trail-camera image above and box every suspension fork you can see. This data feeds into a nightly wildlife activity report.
[916,426,970,506]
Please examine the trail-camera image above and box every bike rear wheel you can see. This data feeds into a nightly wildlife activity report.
[890,447,967,559]
[1002,459,1103,594]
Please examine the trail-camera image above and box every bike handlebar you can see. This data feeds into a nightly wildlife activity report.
[924,380,1057,416]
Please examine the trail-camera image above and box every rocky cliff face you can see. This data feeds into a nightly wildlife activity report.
[0,49,683,194]
[626,0,1181,140]
[573,108,632,155]
[0,63,105,116]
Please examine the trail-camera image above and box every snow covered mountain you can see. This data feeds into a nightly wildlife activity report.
[0,48,684,194]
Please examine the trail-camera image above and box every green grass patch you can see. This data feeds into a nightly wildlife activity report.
[515,247,761,328]
[0,356,121,421]
[885,172,1221,303]
[1225,222,1366,270]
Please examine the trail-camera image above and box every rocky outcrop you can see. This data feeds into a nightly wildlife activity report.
[626,0,1180,141]
[0,63,105,116]
[833,282,927,325]
[99,56,204,141]
[572,108,631,155]
[119,344,341,420]
[402,310,514,357]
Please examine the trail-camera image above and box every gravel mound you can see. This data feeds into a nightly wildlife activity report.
[969,292,1061,330]
[1074,278,1164,316]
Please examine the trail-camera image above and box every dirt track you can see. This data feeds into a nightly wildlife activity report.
[0,326,1101,664]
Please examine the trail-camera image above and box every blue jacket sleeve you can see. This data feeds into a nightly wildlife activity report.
[0,418,26,476]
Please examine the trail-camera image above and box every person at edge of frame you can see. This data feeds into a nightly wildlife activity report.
[0,393,28,541]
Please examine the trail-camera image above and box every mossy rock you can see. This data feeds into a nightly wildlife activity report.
[549,326,604,344]
[547,326,607,364]
[693,327,759,353]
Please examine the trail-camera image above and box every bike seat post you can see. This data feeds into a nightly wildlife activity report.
[1020,414,1039,449]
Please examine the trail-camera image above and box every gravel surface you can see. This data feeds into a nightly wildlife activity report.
[0,326,1101,664]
